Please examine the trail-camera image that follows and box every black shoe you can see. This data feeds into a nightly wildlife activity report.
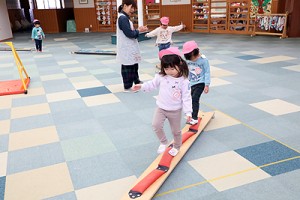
[135,81,143,84]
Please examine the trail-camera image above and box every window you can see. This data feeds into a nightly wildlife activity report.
[35,0,65,9]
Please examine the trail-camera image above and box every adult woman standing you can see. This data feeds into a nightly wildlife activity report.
[116,0,148,92]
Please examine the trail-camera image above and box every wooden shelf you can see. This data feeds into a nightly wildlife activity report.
[252,12,288,38]
[209,0,227,33]
[228,0,253,34]
[95,0,117,32]
[131,11,139,29]
[147,18,160,21]
[192,0,210,32]
[143,1,160,31]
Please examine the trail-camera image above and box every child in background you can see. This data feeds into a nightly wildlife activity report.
[31,19,45,52]
[145,17,186,51]
[182,41,210,125]
[133,47,192,156]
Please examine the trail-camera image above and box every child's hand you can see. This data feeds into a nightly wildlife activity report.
[204,86,209,94]
[181,22,186,29]
[132,84,142,91]
[138,26,148,33]
[32,39,34,41]
[186,116,192,124]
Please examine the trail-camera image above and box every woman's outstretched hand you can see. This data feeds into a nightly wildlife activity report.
[138,26,148,33]
[186,116,192,124]
[132,84,142,91]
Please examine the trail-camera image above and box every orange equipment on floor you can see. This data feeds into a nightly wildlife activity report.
[0,42,30,96]
[128,119,201,199]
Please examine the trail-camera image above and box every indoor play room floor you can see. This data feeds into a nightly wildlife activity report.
[0,32,300,200]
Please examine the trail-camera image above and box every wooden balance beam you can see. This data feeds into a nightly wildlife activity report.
[0,47,34,51]
[71,50,116,55]
[121,111,215,200]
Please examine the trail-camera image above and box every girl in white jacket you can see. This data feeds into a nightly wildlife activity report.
[145,17,186,51]
[133,47,192,156]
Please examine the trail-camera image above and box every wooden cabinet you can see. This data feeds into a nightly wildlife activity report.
[131,11,139,29]
[210,0,228,32]
[192,0,210,32]
[228,0,254,34]
[95,0,117,32]
[192,0,254,34]
[111,0,117,31]
[143,1,160,30]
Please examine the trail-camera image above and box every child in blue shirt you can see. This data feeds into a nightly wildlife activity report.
[182,40,211,125]
[31,19,45,52]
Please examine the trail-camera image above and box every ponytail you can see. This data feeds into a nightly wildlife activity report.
[118,5,123,13]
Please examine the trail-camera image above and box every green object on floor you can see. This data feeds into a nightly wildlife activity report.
[67,20,76,32]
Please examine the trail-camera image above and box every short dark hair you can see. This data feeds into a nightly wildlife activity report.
[184,48,199,60]
[118,0,137,12]
[160,54,189,78]
[33,21,40,25]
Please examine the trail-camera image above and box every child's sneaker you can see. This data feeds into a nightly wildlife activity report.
[189,118,198,125]
[168,147,179,156]
[157,144,166,154]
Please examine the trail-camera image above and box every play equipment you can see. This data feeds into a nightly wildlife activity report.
[0,42,30,96]
[122,111,214,200]
[0,47,34,51]
[71,49,116,55]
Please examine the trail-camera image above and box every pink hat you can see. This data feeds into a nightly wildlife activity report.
[182,40,199,54]
[160,17,169,25]
[159,47,181,59]
[33,19,39,23]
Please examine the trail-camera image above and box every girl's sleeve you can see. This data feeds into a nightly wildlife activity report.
[204,59,211,86]
[145,28,159,37]
[169,24,183,33]
[181,79,192,116]
[141,74,160,92]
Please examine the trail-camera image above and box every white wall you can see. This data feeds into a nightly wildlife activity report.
[73,0,94,8]
[0,0,13,41]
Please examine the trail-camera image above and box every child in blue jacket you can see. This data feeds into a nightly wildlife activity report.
[182,41,211,125]
[31,19,45,52]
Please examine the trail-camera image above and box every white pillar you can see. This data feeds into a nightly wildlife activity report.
[137,0,144,26]
[117,0,122,8]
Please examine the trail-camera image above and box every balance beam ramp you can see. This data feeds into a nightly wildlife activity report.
[122,111,215,200]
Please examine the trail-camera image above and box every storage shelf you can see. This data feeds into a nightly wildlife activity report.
[95,0,117,32]
[192,0,210,32]
[144,1,160,31]
[227,0,253,34]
